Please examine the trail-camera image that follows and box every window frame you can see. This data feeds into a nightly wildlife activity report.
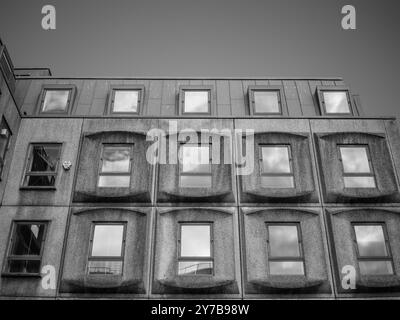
[177,222,214,276]
[317,86,354,116]
[338,144,377,189]
[97,143,134,189]
[37,84,77,115]
[265,222,306,276]
[351,222,395,276]
[0,116,12,180]
[2,220,49,277]
[107,85,145,115]
[20,142,62,190]
[178,142,212,188]
[179,85,214,116]
[259,144,295,188]
[248,85,286,116]
[86,222,127,276]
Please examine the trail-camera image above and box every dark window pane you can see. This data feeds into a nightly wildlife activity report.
[113,90,139,113]
[25,175,56,187]
[91,225,124,257]
[42,90,69,112]
[323,91,350,113]
[87,260,123,275]
[29,145,60,172]
[254,91,280,113]
[178,261,213,275]
[184,91,209,113]
[359,261,393,275]
[181,225,211,257]
[354,225,388,257]
[11,224,45,256]
[269,261,304,275]
[8,260,41,274]
[268,225,300,257]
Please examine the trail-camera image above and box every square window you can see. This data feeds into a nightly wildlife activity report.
[253,91,281,114]
[339,146,376,188]
[98,145,132,188]
[39,86,76,114]
[353,224,394,275]
[179,144,212,188]
[111,90,140,113]
[178,224,213,276]
[323,91,351,114]
[260,145,294,188]
[87,224,125,275]
[22,144,61,188]
[267,224,305,276]
[5,222,47,274]
[184,91,210,113]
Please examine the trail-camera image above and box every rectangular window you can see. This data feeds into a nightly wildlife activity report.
[317,87,353,115]
[98,144,132,188]
[0,117,12,179]
[251,91,281,114]
[109,86,144,114]
[179,144,212,188]
[38,85,76,114]
[5,222,47,275]
[178,223,213,276]
[353,223,394,275]
[260,145,294,188]
[339,145,376,188]
[266,223,305,275]
[179,86,213,115]
[22,143,61,188]
[87,223,126,275]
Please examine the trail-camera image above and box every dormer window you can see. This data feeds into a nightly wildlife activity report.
[38,85,76,115]
[317,86,354,115]
[179,86,213,115]
[108,86,144,115]
[248,86,286,116]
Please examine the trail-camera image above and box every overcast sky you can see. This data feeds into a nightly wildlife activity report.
[0,0,399,117]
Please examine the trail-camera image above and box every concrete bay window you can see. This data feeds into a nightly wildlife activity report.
[260,145,294,188]
[315,132,400,203]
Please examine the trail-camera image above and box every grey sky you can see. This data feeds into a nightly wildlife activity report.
[1,0,399,117]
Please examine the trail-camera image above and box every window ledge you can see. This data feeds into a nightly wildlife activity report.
[1,272,42,278]
[19,186,57,191]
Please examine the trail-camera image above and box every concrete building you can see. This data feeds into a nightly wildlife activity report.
[1,36,400,299]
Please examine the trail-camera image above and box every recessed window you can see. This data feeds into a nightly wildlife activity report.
[39,86,76,114]
[178,223,213,276]
[22,143,61,188]
[179,144,211,188]
[0,117,12,178]
[339,145,376,188]
[109,87,144,114]
[248,86,286,115]
[98,144,132,188]
[353,224,394,275]
[260,145,294,188]
[5,222,47,275]
[317,87,353,115]
[179,86,213,115]
[267,224,304,275]
[87,224,125,275]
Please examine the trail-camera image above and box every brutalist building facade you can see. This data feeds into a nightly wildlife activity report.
[1,37,400,299]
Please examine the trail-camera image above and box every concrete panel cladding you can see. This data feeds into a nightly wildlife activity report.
[73,119,157,204]
[2,118,83,206]
[59,207,150,296]
[0,206,68,298]
[242,208,331,297]
[156,119,235,206]
[327,208,400,297]
[315,131,399,203]
[152,207,240,297]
